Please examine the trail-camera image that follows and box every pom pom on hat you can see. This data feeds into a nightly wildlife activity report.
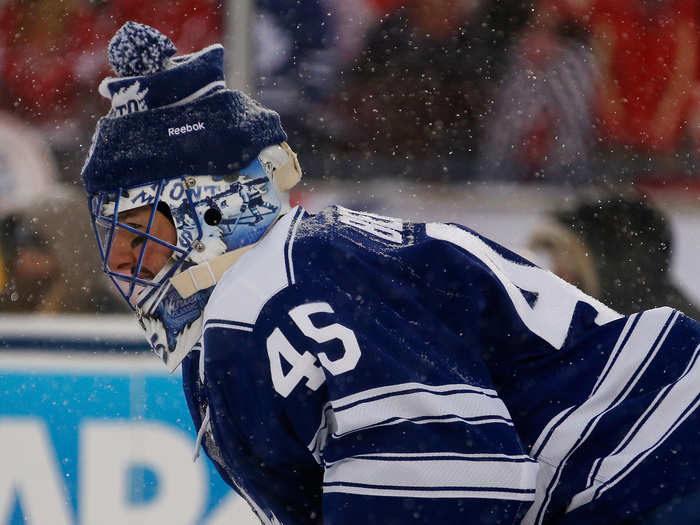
[108,21,177,77]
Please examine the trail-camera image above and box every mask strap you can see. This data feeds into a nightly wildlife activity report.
[170,242,258,298]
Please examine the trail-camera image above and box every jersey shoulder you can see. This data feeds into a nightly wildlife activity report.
[203,205,418,327]
[296,205,411,247]
[203,206,305,327]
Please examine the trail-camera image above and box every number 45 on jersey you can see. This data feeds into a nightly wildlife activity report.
[266,302,362,398]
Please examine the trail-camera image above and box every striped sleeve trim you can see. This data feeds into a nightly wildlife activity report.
[567,342,700,512]
[332,382,513,438]
[307,383,514,461]
[523,307,679,525]
[284,207,304,285]
[204,319,255,332]
[323,452,538,500]
[333,381,500,408]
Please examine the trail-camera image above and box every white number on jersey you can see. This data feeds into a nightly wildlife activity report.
[267,328,326,398]
[426,223,621,349]
[337,206,404,244]
[267,302,362,397]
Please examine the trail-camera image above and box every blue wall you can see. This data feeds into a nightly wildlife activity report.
[0,333,257,525]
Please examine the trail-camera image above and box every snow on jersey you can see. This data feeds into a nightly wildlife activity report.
[180,205,700,525]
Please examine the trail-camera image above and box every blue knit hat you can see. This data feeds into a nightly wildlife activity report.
[82,21,287,195]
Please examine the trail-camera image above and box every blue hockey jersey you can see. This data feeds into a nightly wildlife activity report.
[181,205,700,525]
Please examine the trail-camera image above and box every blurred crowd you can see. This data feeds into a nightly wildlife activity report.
[0,0,698,315]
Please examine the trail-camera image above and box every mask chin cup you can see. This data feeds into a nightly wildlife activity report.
[140,313,204,374]
[137,268,211,373]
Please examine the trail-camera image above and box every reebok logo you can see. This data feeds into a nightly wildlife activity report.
[168,122,205,136]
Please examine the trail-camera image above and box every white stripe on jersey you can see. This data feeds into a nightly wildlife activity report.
[286,207,303,285]
[204,322,254,332]
[529,405,577,460]
[333,381,500,409]
[307,383,514,464]
[523,307,678,525]
[331,382,514,438]
[323,452,538,500]
[567,342,700,512]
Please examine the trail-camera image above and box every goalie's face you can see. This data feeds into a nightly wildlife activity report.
[108,205,177,282]
[93,189,187,309]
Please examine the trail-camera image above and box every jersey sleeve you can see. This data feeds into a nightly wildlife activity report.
[199,208,554,524]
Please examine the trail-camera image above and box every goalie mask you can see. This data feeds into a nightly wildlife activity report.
[90,145,300,372]
[82,22,299,371]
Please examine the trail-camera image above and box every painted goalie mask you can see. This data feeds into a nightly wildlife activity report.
[89,144,300,372]
[82,21,298,371]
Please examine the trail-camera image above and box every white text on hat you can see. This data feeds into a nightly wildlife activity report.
[168,122,206,136]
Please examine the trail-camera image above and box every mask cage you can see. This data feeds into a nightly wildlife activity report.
[89,178,197,309]
[89,159,283,312]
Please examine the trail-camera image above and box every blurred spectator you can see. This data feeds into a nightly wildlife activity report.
[539,0,700,154]
[528,189,700,318]
[333,0,533,162]
[255,0,336,108]
[479,2,598,182]
[0,212,57,311]
[0,186,125,313]
[0,111,57,213]
[0,110,121,312]
[254,0,343,150]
